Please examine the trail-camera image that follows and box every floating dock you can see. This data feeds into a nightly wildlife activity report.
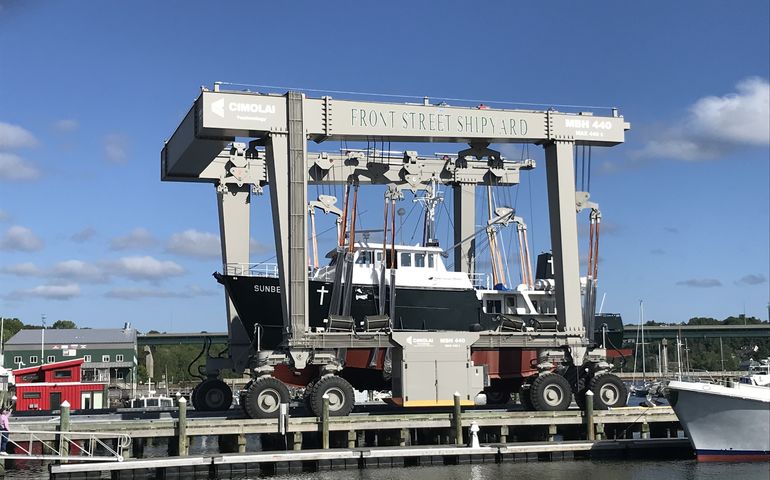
[48,438,692,479]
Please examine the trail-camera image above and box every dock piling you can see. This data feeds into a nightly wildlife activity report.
[177,397,188,456]
[453,392,463,445]
[400,428,410,447]
[58,400,71,462]
[321,394,330,449]
[547,424,557,442]
[585,390,595,441]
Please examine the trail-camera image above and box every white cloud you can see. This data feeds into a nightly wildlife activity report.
[0,122,37,149]
[0,152,41,180]
[104,288,182,299]
[676,278,722,288]
[167,229,221,258]
[53,119,79,132]
[735,274,767,286]
[103,133,129,164]
[109,255,184,281]
[0,225,44,251]
[71,227,96,243]
[636,77,770,161]
[110,228,156,250]
[1,262,42,276]
[13,283,81,300]
[104,285,215,299]
[52,260,107,283]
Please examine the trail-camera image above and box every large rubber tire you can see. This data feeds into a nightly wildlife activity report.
[518,383,534,411]
[529,373,572,411]
[244,376,291,419]
[195,379,233,412]
[190,383,200,410]
[588,373,628,409]
[310,375,355,417]
[485,388,512,405]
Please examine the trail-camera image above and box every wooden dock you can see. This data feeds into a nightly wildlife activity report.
[48,438,693,479]
[9,405,681,459]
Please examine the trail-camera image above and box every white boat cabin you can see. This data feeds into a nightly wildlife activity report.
[312,242,473,291]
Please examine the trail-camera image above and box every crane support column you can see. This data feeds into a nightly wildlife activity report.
[216,183,252,371]
[453,183,476,275]
[265,92,308,341]
[543,140,583,336]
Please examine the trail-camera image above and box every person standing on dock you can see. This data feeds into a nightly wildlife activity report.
[0,408,9,454]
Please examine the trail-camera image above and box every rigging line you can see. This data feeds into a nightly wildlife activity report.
[527,167,536,256]
[581,145,587,192]
[587,146,592,193]
[215,82,614,110]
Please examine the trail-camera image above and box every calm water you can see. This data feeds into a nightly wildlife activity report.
[5,458,769,480]
[4,435,768,479]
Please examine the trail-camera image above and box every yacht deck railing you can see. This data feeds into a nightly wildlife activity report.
[224,263,279,277]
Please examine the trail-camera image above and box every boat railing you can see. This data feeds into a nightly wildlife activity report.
[468,272,491,290]
[682,368,718,383]
[224,263,279,278]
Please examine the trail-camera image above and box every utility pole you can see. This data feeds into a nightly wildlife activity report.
[41,314,47,364]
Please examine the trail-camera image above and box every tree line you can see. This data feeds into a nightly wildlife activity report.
[632,315,770,372]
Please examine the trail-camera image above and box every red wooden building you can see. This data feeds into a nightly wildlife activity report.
[12,358,108,412]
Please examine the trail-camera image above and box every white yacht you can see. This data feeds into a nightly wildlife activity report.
[667,359,770,461]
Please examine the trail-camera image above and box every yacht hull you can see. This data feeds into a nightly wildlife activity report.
[668,380,770,461]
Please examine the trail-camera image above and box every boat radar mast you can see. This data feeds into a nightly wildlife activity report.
[414,177,443,247]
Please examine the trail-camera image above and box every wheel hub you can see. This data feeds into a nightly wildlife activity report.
[326,387,345,411]
[543,385,564,406]
[257,388,281,412]
[600,384,619,404]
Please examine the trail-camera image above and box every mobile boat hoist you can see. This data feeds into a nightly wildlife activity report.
[161,85,631,417]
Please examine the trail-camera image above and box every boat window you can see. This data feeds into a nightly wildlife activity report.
[356,251,373,265]
[486,299,502,313]
[506,297,516,308]
[375,251,382,263]
[415,253,426,268]
[428,254,434,268]
[400,252,412,267]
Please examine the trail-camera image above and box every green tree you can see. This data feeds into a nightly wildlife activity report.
[51,320,77,329]
[1,317,24,345]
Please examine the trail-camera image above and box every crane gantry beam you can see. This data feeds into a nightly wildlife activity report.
[161,87,629,372]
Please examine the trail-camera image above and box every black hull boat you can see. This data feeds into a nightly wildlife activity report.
[214,272,492,350]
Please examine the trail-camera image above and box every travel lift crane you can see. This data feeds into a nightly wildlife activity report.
[161,86,630,416]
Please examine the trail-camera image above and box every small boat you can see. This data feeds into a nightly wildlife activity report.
[667,359,770,461]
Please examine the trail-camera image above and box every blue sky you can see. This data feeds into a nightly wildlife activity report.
[0,1,768,332]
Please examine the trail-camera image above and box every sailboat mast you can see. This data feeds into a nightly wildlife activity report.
[641,300,646,382]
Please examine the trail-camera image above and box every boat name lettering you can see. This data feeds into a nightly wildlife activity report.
[254,284,281,293]
[350,108,528,137]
